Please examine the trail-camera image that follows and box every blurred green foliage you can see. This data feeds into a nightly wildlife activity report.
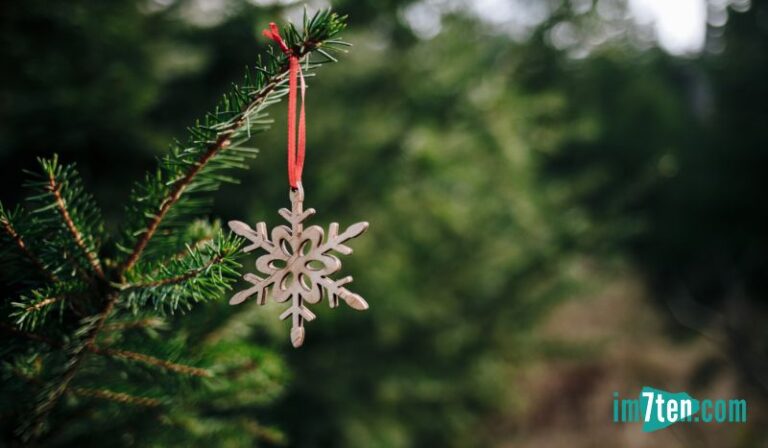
[1,0,767,446]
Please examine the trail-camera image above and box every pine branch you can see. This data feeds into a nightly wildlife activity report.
[8,366,161,407]
[91,347,212,378]
[117,9,348,276]
[0,205,57,283]
[121,231,242,314]
[25,296,63,312]
[5,10,349,442]
[118,136,233,275]
[71,387,163,407]
[2,322,201,378]
[47,172,105,280]
[10,280,89,330]
[27,292,119,440]
[24,156,105,282]
[132,256,225,288]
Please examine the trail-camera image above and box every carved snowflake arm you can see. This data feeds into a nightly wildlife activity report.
[228,220,274,252]
[278,207,316,227]
[229,272,274,305]
[322,221,369,255]
[278,302,316,322]
[280,296,316,348]
[319,275,369,310]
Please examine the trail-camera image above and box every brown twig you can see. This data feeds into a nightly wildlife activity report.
[4,322,208,378]
[10,368,160,409]
[118,135,231,276]
[92,347,212,378]
[71,387,162,407]
[0,216,58,282]
[26,296,65,312]
[128,255,224,289]
[47,176,105,280]
[29,292,119,439]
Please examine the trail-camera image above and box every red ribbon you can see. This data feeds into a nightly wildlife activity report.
[263,23,306,189]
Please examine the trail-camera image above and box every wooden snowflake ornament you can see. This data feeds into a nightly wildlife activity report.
[228,184,369,347]
[228,23,369,347]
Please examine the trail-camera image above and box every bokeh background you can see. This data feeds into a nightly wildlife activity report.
[2,0,767,446]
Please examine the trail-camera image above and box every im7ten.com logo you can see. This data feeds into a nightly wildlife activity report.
[613,386,747,432]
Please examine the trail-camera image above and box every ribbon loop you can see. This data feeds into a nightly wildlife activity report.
[263,22,306,189]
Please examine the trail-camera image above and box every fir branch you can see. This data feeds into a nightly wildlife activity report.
[2,321,199,380]
[0,205,57,283]
[24,296,64,312]
[122,231,242,314]
[7,11,349,441]
[28,292,119,440]
[47,170,105,280]
[118,136,233,275]
[10,367,163,407]
[71,387,163,407]
[9,367,161,407]
[10,280,89,330]
[131,255,225,288]
[117,9,348,276]
[132,220,220,278]
[91,347,212,378]
[24,156,105,283]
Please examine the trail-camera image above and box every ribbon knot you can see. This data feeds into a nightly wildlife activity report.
[262,22,291,54]
[263,22,306,189]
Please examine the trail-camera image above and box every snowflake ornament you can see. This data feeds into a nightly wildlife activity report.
[228,184,369,347]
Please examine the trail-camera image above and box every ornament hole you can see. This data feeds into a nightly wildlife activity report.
[305,260,325,271]
[280,272,294,290]
[270,259,287,269]
[300,239,313,256]
[299,273,312,290]
[280,239,293,256]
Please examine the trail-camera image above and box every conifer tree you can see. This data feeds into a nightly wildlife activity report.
[0,10,347,446]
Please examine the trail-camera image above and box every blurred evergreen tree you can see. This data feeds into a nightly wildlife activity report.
[1,1,592,446]
[539,0,768,407]
[2,0,766,446]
